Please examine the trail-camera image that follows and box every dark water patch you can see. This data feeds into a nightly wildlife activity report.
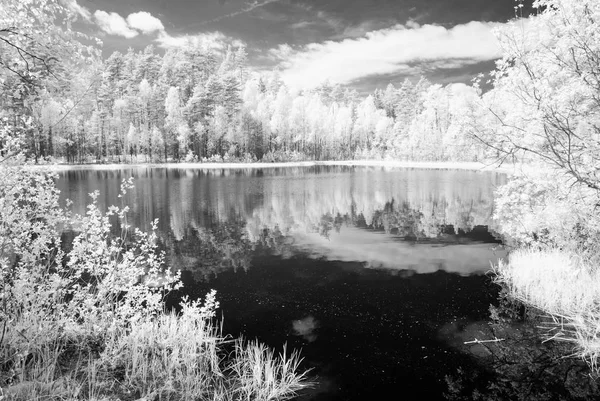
[170,252,500,400]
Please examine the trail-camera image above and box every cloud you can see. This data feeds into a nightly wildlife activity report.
[156,31,245,50]
[268,20,508,90]
[290,21,314,30]
[90,6,243,52]
[290,4,345,32]
[197,0,280,26]
[63,0,92,21]
[94,10,139,38]
[336,20,392,39]
[293,227,507,276]
[126,11,165,34]
[93,9,166,38]
[268,43,293,59]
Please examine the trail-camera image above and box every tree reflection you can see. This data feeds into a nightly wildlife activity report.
[56,167,505,279]
[159,218,255,281]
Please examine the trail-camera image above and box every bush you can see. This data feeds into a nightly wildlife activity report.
[202,154,224,163]
[184,150,198,163]
[261,150,311,163]
[0,124,310,399]
[493,167,600,259]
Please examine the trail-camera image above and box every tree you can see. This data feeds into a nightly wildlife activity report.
[475,0,600,189]
[0,0,96,88]
[0,0,99,162]
[234,46,248,83]
[269,85,292,152]
[409,84,448,160]
[382,83,398,119]
[165,86,184,160]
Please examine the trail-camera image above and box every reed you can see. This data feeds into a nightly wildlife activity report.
[495,248,600,371]
[1,301,311,400]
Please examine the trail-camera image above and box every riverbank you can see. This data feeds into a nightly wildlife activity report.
[491,167,600,374]
[28,159,522,174]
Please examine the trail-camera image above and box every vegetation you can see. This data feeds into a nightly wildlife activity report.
[484,0,600,375]
[0,1,309,400]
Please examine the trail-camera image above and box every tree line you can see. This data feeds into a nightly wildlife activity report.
[2,40,491,164]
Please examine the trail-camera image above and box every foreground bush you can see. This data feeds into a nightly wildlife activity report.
[2,293,309,400]
[93,292,307,401]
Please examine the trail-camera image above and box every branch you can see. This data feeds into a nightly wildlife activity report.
[49,77,101,130]
[0,35,49,67]
[0,58,35,86]
[0,28,59,82]
[464,337,505,345]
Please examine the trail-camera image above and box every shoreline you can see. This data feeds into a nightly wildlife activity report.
[27,160,521,173]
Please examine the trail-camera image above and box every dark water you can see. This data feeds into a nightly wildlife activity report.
[56,165,507,400]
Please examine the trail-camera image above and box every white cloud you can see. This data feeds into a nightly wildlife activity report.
[63,0,92,21]
[94,10,139,38]
[269,20,508,90]
[126,11,165,34]
[93,9,166,38]
[198,0,280,26]
[268,43,293,59]
[290,21,313,30]
[91,6,244,52]
[156,31,245,50]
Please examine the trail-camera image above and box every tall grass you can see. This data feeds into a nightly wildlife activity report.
[1,298,311,401]
[495,248,600,371]
[231,339,310,400]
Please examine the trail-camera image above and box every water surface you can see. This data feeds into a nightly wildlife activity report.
[56,165,507,400]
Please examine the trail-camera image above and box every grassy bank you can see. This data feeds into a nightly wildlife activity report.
[491,167,600,373]
[494,248,600,372]
[1,291,310,401]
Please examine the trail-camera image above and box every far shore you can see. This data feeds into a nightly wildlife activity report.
[26,160,524,173]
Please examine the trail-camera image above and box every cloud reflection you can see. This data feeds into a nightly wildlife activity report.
[292,315,320,342]
[293,227,507,276]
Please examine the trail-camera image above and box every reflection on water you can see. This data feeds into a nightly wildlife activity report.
[56,166,506,279]
[56,166,507,401]
[292,315,319,343]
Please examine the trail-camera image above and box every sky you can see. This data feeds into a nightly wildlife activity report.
[66,0,534,93]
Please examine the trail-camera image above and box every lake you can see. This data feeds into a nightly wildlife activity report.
[56,165,507,400]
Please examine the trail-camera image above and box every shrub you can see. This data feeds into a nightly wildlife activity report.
[261,150,311,163]
[493,167,600,259]
[184,150,198,163]
[0,123,310,399]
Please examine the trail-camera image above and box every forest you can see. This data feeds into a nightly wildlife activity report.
[1,14,491,164]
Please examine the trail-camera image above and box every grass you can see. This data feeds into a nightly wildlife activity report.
[494,248,600,371]
[1,302,311,401]
[230,339,309,401]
